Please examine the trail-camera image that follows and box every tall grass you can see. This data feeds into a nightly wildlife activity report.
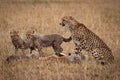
[0,0,120,80]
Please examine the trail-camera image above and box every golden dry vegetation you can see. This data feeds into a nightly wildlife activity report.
[0,0,120,80]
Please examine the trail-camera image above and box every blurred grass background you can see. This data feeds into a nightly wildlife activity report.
[0,0,120,80]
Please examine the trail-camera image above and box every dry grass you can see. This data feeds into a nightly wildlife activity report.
[0,0,120,80]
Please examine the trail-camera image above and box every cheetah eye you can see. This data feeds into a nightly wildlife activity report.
[68,53,71,56]
[75,52,78,54]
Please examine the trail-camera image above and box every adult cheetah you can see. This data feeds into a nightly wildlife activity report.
[60,16,114,64]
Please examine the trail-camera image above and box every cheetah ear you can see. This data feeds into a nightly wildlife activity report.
[14,30,19,35]
[10,30,15,34]
[71,22,79,30]
[10,31,12,34]
[32,30,35,34]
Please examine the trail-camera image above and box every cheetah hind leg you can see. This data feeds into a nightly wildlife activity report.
[91,48,114,65]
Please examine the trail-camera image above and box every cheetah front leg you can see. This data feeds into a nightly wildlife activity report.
[52,43,63,57]
[73,34,86,55]
[74,44,82,54]
[33,39,43,56]
[37,46,42,56]
[15,47,18,54]
[73,38,86,56]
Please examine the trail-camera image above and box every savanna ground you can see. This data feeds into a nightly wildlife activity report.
[0,0,120,80]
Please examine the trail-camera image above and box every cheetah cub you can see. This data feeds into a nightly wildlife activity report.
[26,30,72,57]
[10,30,35,55]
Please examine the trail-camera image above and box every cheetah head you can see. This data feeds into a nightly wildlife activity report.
[60,16,79,29]
[26,30,35,39]
[10,30,19,38]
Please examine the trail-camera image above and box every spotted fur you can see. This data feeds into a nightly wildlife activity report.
[60,16,114,64]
